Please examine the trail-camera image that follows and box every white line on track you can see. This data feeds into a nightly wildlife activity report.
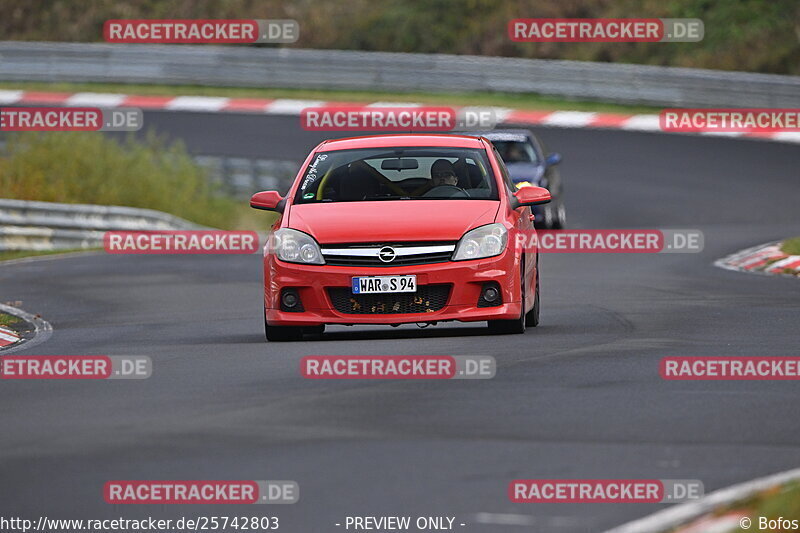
[472,512,583,528]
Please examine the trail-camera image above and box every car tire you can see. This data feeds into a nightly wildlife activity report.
[525,276,540,327]
[550,202,566,229]
[542,205,554,229]
[487,266,526,335]
[264,309,303,342]
[304,324,325,339]
[265,323,304,342]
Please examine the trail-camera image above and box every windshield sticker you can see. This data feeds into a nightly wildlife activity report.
[300,153,328,191]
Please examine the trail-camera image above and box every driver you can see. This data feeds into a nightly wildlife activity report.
[505,144,526,162]
[430,159,459,187]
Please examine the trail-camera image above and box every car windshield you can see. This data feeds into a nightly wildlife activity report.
[293,147,498,203]
[492,140,538,164]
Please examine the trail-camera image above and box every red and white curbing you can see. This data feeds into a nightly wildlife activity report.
[1,90,799,144]
[715,241,800,277]
[0,302,52,353]
[0,325,21,347]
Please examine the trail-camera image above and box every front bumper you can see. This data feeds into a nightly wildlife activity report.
[263,248,522,326]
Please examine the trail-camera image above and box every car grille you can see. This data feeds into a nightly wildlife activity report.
[328,285,451,315]
[321,242,456,267]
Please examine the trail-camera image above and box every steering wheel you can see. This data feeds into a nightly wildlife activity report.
[422,185,470,198]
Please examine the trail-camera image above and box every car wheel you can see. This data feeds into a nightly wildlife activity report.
[488,265,526,335]
[542,205,554,228]
[525,275,540,327]
[550,202,566,229]
[265,323,304,341]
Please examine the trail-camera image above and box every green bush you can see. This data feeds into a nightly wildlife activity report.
[1,0,798,74]
[781,237,800,256]
[0,132,238,229]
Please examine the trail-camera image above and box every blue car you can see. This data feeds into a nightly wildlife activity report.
[475,129,566,229]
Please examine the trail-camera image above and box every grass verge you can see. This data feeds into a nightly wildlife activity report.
[731,481,800,531]
[0,81,661,114]
[0,131,240,229]
[0,311,27,336]
[780,237,800,256]
[0,249,96,262]
[668,480,800,533]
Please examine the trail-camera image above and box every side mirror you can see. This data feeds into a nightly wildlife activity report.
[250,191,285,212]
[513,186,551,207]
[545,152,562,166]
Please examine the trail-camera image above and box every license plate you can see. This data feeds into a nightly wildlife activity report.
[352,275,417,294]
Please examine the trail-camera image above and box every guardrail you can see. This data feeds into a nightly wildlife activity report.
[0,139,299,199]
[0,199,204,251]
[1,42,799,107]
[195,155,298,197]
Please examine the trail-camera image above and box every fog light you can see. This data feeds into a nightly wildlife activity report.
[281,288,303,312]
[483,286,500,303]
[282,292,298,308]
[477,282,503,308]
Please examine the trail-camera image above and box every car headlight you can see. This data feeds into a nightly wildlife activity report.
[270,228,325,265]
[452,223,508,261]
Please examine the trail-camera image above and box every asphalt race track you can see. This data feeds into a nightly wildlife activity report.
[1,110,799,532]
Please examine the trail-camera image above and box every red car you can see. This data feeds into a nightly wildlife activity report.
[250,134,551,341]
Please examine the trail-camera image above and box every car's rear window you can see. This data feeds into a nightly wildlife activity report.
[293,147,498,203]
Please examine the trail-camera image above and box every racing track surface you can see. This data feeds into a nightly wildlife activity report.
[1,111,799,532]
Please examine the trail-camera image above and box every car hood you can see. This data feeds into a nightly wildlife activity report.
[506,162,544,184]
[288,200,499,243]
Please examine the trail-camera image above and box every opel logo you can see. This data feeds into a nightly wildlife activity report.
[378,246,396,263]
